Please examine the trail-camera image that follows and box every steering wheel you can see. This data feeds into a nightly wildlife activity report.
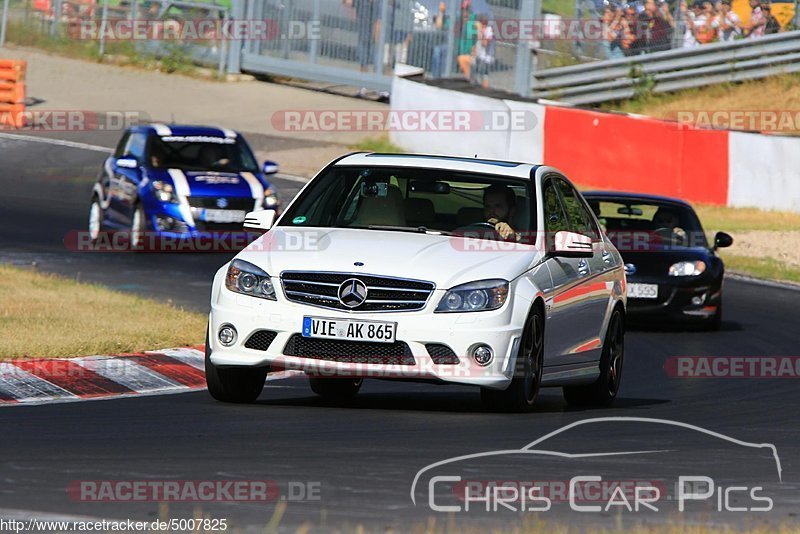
[466,221,498,230]
[455,221,505,241]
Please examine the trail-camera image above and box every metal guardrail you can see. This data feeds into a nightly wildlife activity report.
[531,31,800,105]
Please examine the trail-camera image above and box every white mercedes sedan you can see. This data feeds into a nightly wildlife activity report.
[206,153,626,412]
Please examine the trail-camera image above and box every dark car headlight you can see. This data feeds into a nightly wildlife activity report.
[151,181,179,203]
[436,279,509,313]
[669,260,706,277]
[225,259,276,300]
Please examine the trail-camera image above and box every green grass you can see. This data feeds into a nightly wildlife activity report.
[0,264,206,359]
[694,204,800,233]
[720,254,800,284]
[351,135,404,154]
[4,19,203,76]
[542,0,575,17]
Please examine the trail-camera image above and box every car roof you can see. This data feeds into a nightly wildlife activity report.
[334,152,539,179]
[130,123,240,139]
[581,190,695,209]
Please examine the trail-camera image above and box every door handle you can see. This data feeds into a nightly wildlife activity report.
[577,259,589,276]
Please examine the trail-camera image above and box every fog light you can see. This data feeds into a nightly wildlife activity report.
[218,324,238,347]
[472,345,493,366]
[691,293,707,306]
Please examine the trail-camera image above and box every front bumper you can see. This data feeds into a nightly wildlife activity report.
[208,278,530,389]
[626,275,722,323]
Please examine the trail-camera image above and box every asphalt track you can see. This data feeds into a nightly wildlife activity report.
[2,131,800,531]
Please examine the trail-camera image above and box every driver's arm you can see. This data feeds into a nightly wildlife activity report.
[489,218,521,242]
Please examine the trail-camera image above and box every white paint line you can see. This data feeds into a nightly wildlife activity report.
[74,357,184,393]
[0,132,114,153]
[0,363,76,401]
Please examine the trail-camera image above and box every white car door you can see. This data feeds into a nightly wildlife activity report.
[553,178,611,359]
[541,175,591,366]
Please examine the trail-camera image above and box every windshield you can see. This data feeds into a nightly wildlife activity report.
[279,166,534,240]
[147,135,259,173]
[588,198,707,249]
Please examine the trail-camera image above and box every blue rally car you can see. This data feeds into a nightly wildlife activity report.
[88,124,280,248]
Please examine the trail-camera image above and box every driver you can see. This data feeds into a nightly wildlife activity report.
[652,207,686,243]
[652,207,681,232]
[483,184,521,241]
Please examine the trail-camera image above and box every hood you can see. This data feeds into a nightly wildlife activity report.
[147,168,263,198]
[236,228,542,289]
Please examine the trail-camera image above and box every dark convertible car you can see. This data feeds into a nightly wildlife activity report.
[583,191,733,330]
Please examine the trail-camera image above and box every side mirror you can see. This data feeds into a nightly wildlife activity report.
[553,230,593,258]
[244,209,277,231]
[714,231,733,249]
[115,157,139,169]
[262,160,279,175]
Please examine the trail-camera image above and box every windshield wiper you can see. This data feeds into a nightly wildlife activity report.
[367,225,451,235]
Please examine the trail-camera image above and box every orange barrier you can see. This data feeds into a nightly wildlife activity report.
[0,60,27,128]
[543,106,730,205]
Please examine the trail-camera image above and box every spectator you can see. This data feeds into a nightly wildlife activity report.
[602,6,626,59]
[471,13,495,88]
[434,1,448,29]
[659,0,676,32]
[456,0,477,78]
[430,2,450,78]
[763,1,782,34]
[348,0,380,73]
[635,0,673,53]
[744,0,766,39]
[717,0,742,41]
[380,0,414,71]
[621,4,638,55]
[693,1,718,44]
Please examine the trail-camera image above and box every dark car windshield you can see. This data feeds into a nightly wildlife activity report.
[279,166,534,240]
[147,135,259,173]
[586,198,708,249]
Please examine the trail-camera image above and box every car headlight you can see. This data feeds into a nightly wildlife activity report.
[263,187,279,209]
[151,181,178,203]
[435,279,509,313]
[225,259,276,300]
[669,260,706,277]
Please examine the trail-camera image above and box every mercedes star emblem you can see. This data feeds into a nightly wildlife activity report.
[338,278,368,308]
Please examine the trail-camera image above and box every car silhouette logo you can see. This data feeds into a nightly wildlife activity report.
[216,198,228,209]
[338,278,368,308]
[624,263,636,275]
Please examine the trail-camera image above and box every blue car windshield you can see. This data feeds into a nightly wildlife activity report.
[148,135,259,173]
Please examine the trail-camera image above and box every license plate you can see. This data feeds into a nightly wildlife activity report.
[203,209,246,223]
[627,283,658,299]
[302,317,396,344]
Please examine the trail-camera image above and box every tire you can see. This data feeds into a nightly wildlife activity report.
[205,328,267,404]
[309,377,363,402]
[130,202,146,251]
[89,196,104,243]
[480,307,544,413]
[563,308,624,407]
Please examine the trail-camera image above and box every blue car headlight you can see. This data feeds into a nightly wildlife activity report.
[263,187,279,209]
[225,259,276,300]
[151,181,179,203]
[436,279,509,313]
